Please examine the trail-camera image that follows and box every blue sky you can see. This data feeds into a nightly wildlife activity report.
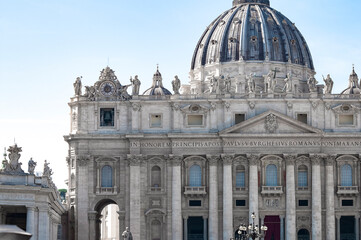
[0,0,360,188]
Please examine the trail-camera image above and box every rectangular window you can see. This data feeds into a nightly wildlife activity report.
[298,172,308,187]
[339,115,354,125]
[236,200,246,207]
[187,115,203,126]
[100,108,114,127]
[150,114,162,128]
[342,200,353,206]
[298,200,308,206]
[236,172,245,187]
[235,114,245,124]
[297,114,308,124]
[189,200,202,207]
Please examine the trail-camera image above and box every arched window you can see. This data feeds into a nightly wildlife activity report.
[266,164,277,186]
[236,165,246,187]
[151,166,161,188]
[341,164,352,186]
[298,165,308,187]
[189,165,202,187]
[297,229,310,240]
[151,220,161,240]
[101,165,113,187]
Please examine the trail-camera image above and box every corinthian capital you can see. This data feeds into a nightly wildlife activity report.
[221,154,234,165]
[310,154,324,166]
[284,154,297,166]
[325,155,336,166]
[169,155,183,166]
[207,155,220,166]
[127,154,143,166]
[247,154,260,166]
[77,155,91,166]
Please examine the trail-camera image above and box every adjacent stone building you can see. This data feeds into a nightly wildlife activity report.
[0,144,65,240]
[65,0,361,239]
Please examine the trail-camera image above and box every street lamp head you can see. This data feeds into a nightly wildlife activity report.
[251,212,256,219]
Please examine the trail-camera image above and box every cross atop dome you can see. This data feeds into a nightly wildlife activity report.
[232,0,270,7]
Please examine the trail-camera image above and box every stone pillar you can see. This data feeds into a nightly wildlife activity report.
[38,208,50,240]
[76,156,90,240]
[52,222,58,240]
[203,216,208,240]
[311,154,323,240]
[280,216,285,240]
[325,155,336,240]
[131,102,141,132]
[356,216,360,240]
[248,155,259,226]
[117,211,126,240]
[128,154,142,240]
[26,207,36,240]
[207,155,219,240]
[170,155,183,240]
[222,154,234,240]
[88,211,98,240]
[183,217,188,240]
[336,216,340,240]
[284,155,296,240]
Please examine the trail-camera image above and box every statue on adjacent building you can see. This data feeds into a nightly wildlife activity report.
[118,84,132,101]
[323,74,334,94]
[84,86,96,101]
[172,75,181,94]
[122,227,133,240]
[73,77,82,96]
[130,75,141,95]
[209,75,218,93]
[307,74,318,93]
[224,75,232,93]
[28,158,37,175]
[263,70,275,93]
[43,160,53,177]
[1,144,24,174]
[283,73,292,93]
[246,73,255,93]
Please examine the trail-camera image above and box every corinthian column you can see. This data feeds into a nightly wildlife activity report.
[26,206,36,240]
[76,156,90,240]
[207,155,219,240]
[248,155,259,226]
[284,154,296,240]
[311,154,323,240]
[170,155,183,240]
[221,154,234,240]
[325,155,336,240]
[128,154,142,240]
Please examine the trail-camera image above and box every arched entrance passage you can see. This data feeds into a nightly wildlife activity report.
[93,199,120,240]
[297,229,310,240]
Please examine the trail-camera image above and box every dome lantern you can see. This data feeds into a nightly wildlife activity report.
[233,0,270,7]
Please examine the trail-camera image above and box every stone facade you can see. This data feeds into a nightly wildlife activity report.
[65,1,361,240]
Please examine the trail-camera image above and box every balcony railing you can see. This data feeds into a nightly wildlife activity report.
[150,187,163,192]
[337,186,359,196]
[184,186,207,196]
[96,187,117,195]
[297,186,309,191]
[261,186,283,196]
[235,187,247,191]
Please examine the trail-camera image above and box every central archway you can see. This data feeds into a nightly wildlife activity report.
[93,199,120,240]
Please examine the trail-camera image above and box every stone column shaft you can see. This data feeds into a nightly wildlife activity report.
[208,155,219,240]
[280,216,285,240]
[38,209,50,240]
[222,155,233,240]
[26,207,36,240]
[248,155,259,226]
[128,155,141,240]
[183,217,188,240]
[171,156,182,240]
[76,157,90,240]
[325,156,336,240]
[285,155,296,240]
[311,155,322,240]
[203,217,208,240]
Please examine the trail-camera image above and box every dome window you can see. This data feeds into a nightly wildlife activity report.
[211,40,218,45]
[250,36,258,43]
[290,39,296,45]
[220,20,226,26]
[229,37,237,43]
[272,37,279,43]
[199,44,204,49]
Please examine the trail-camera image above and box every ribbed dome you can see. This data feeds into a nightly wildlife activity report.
[143,67,172,96]
[191,1,314,70]
[341,67,361,95]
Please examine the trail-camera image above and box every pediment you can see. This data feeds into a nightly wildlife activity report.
[220,110,323,135]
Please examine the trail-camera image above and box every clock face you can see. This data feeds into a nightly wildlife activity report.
[100,81,115,96]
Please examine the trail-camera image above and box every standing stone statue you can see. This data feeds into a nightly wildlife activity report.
[43,160,53,177]
[263,70,275,93]
[130,75,141,95]
[224,75,232,93]
[28,158,37,175]
[172,75,181,94]
[122,227,133,240]
[283,73,292,93]
[323,74,334,94]
[246,73,255,93]
[209,75,218,93]
[307,74,318,93]
[73,77,82,96]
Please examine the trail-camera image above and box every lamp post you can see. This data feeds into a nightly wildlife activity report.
[233,212,268,240]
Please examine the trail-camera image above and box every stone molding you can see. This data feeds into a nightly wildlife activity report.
[221,154,234,165]
[132,103,141,112]
[169,155,183,166]
[310,154,324,165]
[247,154,260,166]
[284,154,297,166]
[207,155,220,166]
[265,113,278,133]
[76,155,90,166]
[88,211,98,220]
[325,155,336,166]
[127,154,143,166]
